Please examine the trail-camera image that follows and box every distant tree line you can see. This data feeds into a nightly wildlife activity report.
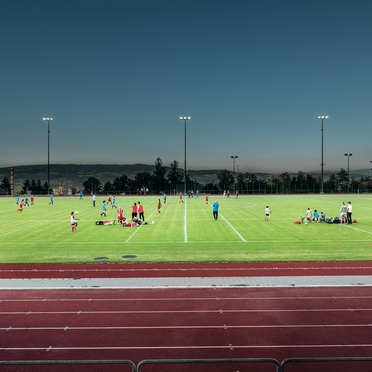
[0,177,11,193]
[9,160,372,195]
[82,158,196,194]
[217,168,369,193]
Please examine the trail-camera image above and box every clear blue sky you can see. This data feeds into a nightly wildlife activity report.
[1,0,371,174]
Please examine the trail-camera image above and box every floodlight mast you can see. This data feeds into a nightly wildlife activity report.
[231,156,238,193]
[318,116,328,193]
[344,153,353,193]
[43,118,54,195]
[180,117,191,195]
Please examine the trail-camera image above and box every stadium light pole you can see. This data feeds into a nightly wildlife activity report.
[344,153,352,193]
[43,118,54,195]
[318,116,328,193]
[180,117,191,195]
[236,165,241,193]
[231,156,238,193]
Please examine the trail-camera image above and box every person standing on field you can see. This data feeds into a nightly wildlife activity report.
[212,200,219,220]
[347,201,353,224]
[305,208,312,223]
[163,194,166,204]
[340,202,347,224]
[93,194,96,207]
[31,195,34,206]
[138,201,145,221]
[79,191,83,200]
[158,199,162,213]
[264,206,271,220]
[131,203,138,219]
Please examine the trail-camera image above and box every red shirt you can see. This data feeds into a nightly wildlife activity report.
[132,205,137,213]
[138,204,143,213]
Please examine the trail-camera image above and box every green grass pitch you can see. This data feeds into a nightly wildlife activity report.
[1,194,371,264]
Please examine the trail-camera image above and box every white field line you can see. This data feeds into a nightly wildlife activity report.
[2,324,371,331]
[125,207,158,243]
[184,197,187,243]
[1,239,371,245]
[0,220,47,238]
[346,225,372,235]
[206,199,246,242]
[305,198,372,211]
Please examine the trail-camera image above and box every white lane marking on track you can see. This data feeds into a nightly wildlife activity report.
[184,197,187,243]
[3,295,372,301]
[2,323,371,331]
[205,198,246,242]
[2,308,372,315]
[3,344,372,351]
[125,207,158,243]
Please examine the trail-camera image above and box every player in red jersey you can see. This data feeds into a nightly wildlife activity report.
[17,199,24,212]
[179,193,183,203]
[31,195,34,206]
[107,195,112,206]
[206,194,209,205]
[158,199,161,213]
[138,202,145,221]
[131,203,138,219]
[117,210,124,224]
[71,212,79,232]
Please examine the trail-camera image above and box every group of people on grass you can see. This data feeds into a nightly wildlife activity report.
[304,201,353,225]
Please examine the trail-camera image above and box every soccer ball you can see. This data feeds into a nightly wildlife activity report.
[305,222,307,225]
[75,211,79,214]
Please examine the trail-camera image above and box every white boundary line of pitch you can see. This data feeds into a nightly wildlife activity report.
[125,206,159,243]
[205,198,246,242]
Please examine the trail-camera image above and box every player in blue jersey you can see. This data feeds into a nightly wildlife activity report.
[49,195,54,205]
[24,197,30,207]
[112,196,117,208]
[101,200,107,217]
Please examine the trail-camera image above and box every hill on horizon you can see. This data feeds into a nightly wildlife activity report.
[0,164,371,191]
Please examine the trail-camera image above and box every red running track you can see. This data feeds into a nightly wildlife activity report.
[1,261,372,279]
[2,287,372,371]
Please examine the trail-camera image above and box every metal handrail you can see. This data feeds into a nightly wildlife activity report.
[281,357,372,371]
[137,358,281,372]
[0,360,137,372]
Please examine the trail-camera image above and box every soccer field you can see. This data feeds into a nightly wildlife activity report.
[1,194,372,264]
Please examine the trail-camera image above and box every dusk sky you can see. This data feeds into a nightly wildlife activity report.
[1,0,371,174]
